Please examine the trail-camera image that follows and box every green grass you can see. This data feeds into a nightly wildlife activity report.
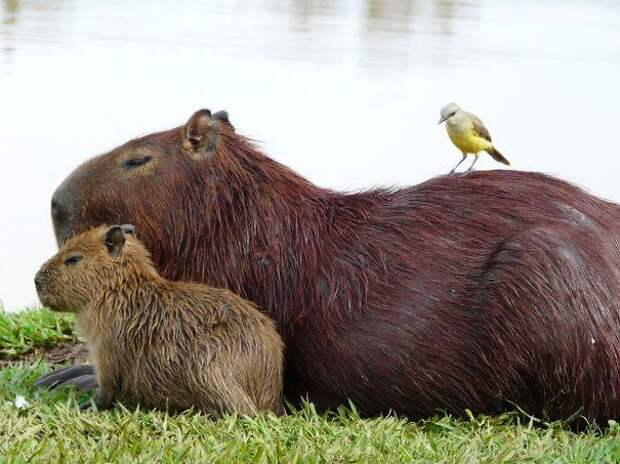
[0,308,77,358]
[1,310,620,463]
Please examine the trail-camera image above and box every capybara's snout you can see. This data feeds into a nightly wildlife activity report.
[34,262,64,311]
[34,265,51,307]
[34,269,44,294]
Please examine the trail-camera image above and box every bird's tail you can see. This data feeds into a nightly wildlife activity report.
[486,147,510,166]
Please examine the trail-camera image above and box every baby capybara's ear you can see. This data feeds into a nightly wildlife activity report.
[105,225,127,257]
[182,109,220,157]
[120,224,136,237]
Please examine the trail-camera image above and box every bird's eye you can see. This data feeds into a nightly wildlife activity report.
[122,156,153,169]
[64,255,82,266]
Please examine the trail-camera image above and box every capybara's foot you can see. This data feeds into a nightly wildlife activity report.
[79,388,114,411]
[94,388,115,410]
[35,364,96,390]
[79,399,93,411]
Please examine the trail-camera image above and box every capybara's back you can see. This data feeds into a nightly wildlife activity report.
[35,224,284,416]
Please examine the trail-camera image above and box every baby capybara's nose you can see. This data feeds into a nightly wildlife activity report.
[34,271,44,293]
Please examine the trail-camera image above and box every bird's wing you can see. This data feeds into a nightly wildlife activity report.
[469,113,492,142]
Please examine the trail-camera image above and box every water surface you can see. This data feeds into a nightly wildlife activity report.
[1,0,620,310]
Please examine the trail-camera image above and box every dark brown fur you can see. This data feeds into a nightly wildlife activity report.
[35,225,284,416]
[48,109,620,423]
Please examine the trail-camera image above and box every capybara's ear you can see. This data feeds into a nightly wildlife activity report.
[120,224,136,237]
[213,110,235,131]
[182,109,220,158]
[105,225,127,257]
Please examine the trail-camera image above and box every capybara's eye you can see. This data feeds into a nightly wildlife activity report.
[64,255,83,266]
[122,156,153,170]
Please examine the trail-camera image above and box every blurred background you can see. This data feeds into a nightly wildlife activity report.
[1,0,619,311]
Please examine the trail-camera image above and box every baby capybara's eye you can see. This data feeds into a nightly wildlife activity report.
[64,255,83,266]
[122,156,153,170]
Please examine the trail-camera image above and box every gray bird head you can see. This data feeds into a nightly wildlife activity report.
[438,102,461,125]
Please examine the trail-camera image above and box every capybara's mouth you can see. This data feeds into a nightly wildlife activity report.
[40,298,70,313]
[34,278,62,312]
[35,274,48,306]
[36,290,56,311]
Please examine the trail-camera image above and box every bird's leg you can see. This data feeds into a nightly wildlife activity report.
[464,153,480,174]
[449,153,467,175]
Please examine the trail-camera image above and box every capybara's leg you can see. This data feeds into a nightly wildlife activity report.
[216,389,259,417]
[78,388,114,411]
[229,396,258,417]
[476,225,620,421]
[92,387,115,410]
[80,366,117,411]
[35,364,96,390]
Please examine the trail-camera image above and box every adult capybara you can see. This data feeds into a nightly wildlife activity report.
[35,224,284,415]
[41,108,620,423]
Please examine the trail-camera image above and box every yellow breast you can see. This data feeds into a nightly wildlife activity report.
[447,127,492,154]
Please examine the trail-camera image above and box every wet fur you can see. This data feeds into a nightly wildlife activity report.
[52,113,620,423]
[36,226,284,415]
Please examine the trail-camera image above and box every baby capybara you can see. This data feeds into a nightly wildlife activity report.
[34,224,284,416]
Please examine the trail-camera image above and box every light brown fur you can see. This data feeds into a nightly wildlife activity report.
[35,225,284,416]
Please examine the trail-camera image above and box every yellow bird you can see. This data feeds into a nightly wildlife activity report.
[438,103,510,175]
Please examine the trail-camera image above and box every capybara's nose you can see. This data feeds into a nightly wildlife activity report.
[51,194,71,246]
[51,198,65,225]
[34,271,43,292]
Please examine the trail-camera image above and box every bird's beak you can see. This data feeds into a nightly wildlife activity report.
[438,116,446,125]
